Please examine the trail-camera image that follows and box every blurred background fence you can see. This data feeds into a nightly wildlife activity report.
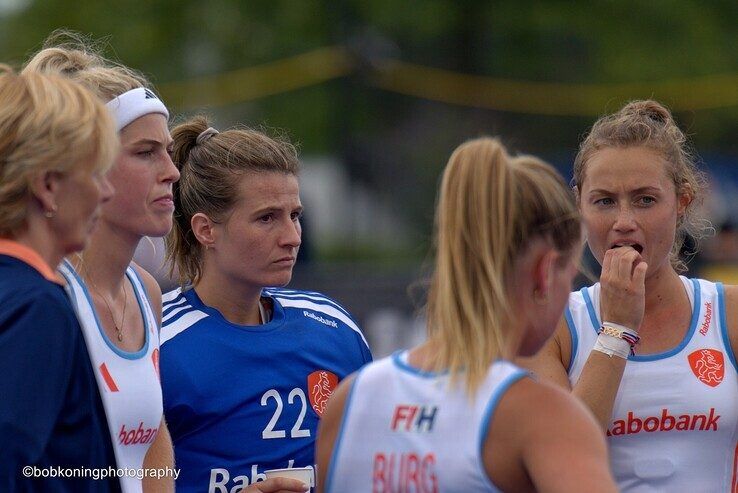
[3,0,738,356]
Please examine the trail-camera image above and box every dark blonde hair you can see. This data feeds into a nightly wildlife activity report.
[427,137,580,393]
[166,116,299,286]
[23,30,151,101]
[573,100,709,272]
[0,66,118,236]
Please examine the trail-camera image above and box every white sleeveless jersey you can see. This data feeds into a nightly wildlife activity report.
[326,352,528,493]
[60,260,163,493]
[567,276,738,492]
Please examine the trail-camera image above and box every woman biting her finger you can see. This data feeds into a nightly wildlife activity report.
[523,100,737,492]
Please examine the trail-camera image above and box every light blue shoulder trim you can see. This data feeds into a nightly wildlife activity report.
[391,350,449,378]
[59,259,80,313]
[128,266,151,309]
[128,266,160,341]
[630,278,701,362]
[579,280,702,362]
[564,305,578,373]
[716,282,738,373]
[580,286,600,334]
[325,367,367,493]
[478,367,528,492]
[61,260,149,360]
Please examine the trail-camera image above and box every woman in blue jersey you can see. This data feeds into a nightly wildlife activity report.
[524,100,738,491]
[160,116,371,493]
[0,68,120,491]
[316,138,617,493]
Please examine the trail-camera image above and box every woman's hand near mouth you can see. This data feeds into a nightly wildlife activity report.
[600,245,648,331]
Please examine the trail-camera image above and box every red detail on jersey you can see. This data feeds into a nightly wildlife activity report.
[688,349,724,387]
[118,422,159,445]
[606,408,720,436]
[308,370,338,418]
[373,452,438,493]
[391,405,419,431]
[152,348,160,380]
[99,363,119,392]
[699,302,713,335]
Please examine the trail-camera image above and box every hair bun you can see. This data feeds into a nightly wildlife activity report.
[623,99,671,125]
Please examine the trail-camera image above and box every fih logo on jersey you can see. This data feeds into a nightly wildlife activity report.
[391,405,438,432]
[688,349,724,387]
[308,370,338,418]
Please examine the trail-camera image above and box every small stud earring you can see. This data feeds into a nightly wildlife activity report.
[533,288,549,305]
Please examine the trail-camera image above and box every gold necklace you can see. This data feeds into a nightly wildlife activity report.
[88,275,128,342]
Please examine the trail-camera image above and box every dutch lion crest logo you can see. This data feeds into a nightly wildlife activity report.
[687,349,724,387]
[308,370,338,418]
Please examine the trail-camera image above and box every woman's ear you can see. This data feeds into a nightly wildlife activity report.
[677,181,694,217]
[532,247,560,305]
[29,170,61,216]
[191,213,217,249]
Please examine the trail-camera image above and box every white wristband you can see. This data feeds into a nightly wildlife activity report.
[593,333,632,359]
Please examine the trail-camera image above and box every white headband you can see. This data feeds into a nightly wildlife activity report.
[105,87,169,131]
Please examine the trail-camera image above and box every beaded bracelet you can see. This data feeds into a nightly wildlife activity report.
[598,322,640,356]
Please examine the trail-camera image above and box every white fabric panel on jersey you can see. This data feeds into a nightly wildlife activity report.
[60,260,163,493]
[326,353,527,493]
[567,276,738,492]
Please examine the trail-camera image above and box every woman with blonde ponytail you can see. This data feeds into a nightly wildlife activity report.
[23,32,180,493]
[23,32,310,493]
[524,99,737,491]
[316,137,617,493]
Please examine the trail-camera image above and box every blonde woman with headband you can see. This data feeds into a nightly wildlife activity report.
[523,100,738,491]
[316,138,617,493]
[0,68,120,491]
[24,34,179,493]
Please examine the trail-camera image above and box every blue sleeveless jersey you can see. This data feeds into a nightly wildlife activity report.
[159,287,372,492]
